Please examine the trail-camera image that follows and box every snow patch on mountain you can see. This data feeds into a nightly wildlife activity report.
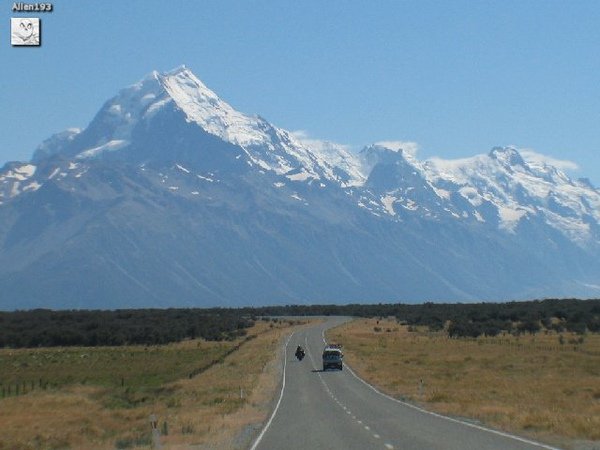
[160,67,268,148]
[381,195,397,216]
[175,164,190,174]
[1,164,36,180]
[286,170,313,182]
[291,131,365,186]
[0,163,38,201]
[78,140,129,159]
[498,207,527,231]
[91,71,168,147]
[521,149,580,171]
[22,181,41,192]
[196,174,215,182]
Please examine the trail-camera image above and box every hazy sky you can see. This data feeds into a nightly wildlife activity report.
[2,0,600,184]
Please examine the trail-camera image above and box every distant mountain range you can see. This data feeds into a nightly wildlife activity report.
[1,66,599,309]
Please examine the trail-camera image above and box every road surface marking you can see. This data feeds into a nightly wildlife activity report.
[312,325,394,449]
[249,332,294,450]
[344,364,561,450]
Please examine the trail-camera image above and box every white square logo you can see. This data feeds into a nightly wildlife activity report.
[11,18,41,46]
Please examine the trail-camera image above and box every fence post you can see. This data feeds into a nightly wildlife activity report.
[149,414,162,449]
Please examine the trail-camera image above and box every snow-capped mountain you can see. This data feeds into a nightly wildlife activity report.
[27,66,361,186]
[355,144,600,244]
[1,67,598,309]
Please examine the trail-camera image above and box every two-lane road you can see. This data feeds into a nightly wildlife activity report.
[252,317,560,450]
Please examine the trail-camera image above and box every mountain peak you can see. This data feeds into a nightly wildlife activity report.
[164,64,190,76]
[158,66,222,109]
[489,146,526,167]
[27,67,354,183]
[360,143,417,165]
[32,128,82,163]
[153,67,274,150]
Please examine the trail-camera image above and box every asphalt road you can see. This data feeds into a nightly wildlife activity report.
[251,317,561,450]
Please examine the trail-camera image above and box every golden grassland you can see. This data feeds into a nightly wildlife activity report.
[328,318,600,450]
[0,318,312,450]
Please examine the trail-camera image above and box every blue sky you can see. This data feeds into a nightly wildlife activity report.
[2,0,600,184]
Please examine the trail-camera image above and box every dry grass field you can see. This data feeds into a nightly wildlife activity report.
[0,318,309,450]
[328,318,600,450]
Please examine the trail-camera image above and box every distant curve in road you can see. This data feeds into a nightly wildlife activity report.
[251,317,561,450]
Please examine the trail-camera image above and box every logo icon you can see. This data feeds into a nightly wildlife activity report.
[11,18,41,46]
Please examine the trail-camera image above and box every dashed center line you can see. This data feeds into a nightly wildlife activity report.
[314,327,394,450]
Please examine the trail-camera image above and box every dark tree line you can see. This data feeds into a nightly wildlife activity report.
[241,298,600,338]
[1,298,598,348]
[0,309,253,348]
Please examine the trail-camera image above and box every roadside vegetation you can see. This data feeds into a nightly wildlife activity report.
[0,308,255,347]
[249,298,600,338]
[2,299,597,349]
[0,318,309,450]
[328,317,600,450]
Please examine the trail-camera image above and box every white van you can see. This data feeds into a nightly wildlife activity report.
[322,345,343,370]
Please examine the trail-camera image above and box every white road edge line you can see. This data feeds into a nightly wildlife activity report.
[344,364,562,450]
[249,332,295,450]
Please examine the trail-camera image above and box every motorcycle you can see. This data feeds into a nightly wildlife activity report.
[295,347,305,361]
